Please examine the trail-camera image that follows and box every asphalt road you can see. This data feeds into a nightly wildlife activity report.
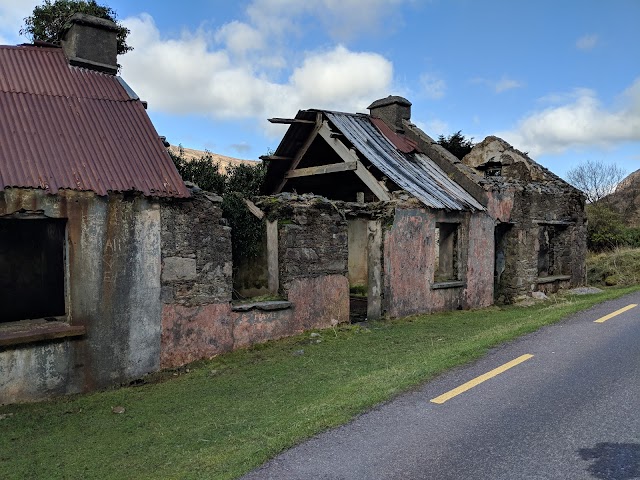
[241,292,640,480]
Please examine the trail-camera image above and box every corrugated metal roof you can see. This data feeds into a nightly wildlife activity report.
[0,45,189,197]
[326,112,484,211]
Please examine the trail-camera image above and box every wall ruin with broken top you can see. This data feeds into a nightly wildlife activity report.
[487,185,587,302]
[159,194,350,370]
[465,136,587,303]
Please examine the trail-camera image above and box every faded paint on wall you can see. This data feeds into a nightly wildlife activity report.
[160,197,350,370]
[0,188,162,403]
[348,218,369,287]
[160,274,348,369]
[383,207,492,318]
[464,213,494,308]
[160,303,233,368]
[0,340,79,405]
[287,274,349,329]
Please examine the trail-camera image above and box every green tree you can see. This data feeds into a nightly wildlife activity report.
[586,203,627,251]
[20,0,132,56]
[437,131,474,160]
[169,147,267,261]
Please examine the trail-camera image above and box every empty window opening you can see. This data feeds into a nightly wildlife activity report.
[485,165,503,177]
[435,223,460,282]
[233,220,270,300]
[0,218,66,322]
[494,222,513,299]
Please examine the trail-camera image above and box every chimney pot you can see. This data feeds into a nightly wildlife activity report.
[61,13,119,74]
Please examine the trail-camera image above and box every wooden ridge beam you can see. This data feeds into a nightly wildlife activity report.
[285,162,357,179]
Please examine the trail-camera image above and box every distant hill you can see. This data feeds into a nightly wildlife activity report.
[168,145,258,173]
[604,169,640,226]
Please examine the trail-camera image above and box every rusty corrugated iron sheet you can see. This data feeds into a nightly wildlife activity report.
[326,112,484,211]
[370,117,418,154]
[0,45,189,197]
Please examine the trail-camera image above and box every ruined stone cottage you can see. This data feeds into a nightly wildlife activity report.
[461,136,587,302]
[261,96,587,316]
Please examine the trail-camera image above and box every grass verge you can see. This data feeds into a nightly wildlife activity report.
[1,286,638,480]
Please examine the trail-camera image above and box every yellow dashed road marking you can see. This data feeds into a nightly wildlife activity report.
[430,354,534,404]
[594,304,637,323]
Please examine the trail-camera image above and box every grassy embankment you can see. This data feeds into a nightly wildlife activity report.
[588,247,640,287]
[1,285,638,480]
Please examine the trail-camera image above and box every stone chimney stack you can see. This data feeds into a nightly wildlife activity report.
[367,96,412,132]
[61,13,119,74]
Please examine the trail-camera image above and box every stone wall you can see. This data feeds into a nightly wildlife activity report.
[487,185,587,303]
[260,195,350,326]
[160,194,350,369]
[159,192,233,367]
[160,191,232,306]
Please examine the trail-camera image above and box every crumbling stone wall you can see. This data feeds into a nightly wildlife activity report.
[159,190,234,367]
[464,136,587,303]
[160,191,232,306]
[484,183,586,303]
[382,206,494,317]
[276,201,348,292]
[258,194,350,326]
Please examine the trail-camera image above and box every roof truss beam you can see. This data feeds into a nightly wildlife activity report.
[285,161,357,179]
[317,121,391,201]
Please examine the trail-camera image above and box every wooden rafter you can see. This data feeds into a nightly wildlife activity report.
[317,121,391,201]
[259,155,292,161]
[275,112,323,193]
[285,162,357,179]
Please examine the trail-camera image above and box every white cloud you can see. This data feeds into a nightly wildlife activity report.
[290,45,392,108]
[246,0,406,40]
[420,73,446,99]
[472,75,524,93]
[576,34,598,51]
[120,15,393,133]
[214,21,264,56]
[500,78,640,156]
[495,77,524,93]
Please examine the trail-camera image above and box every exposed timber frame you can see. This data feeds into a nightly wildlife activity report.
[276,116,391,201]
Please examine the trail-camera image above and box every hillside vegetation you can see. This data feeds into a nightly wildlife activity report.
[587,248,640,287]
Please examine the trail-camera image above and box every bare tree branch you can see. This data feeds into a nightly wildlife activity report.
[566,160,626,204]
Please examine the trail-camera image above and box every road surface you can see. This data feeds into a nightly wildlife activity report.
[242,292,640,479]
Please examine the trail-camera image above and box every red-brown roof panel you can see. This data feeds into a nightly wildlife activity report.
[0,44,189,197]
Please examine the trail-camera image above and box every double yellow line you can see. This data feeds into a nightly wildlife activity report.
[430,303,638,404]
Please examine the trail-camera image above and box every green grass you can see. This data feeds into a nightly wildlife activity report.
[588,247,640,286]
[1,286,638,480]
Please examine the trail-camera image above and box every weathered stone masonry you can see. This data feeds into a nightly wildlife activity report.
[159,193,350,369]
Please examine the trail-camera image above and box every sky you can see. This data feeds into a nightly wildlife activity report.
[1,0,639,180]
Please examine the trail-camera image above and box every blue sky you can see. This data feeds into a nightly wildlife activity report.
[1,0,639,179]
